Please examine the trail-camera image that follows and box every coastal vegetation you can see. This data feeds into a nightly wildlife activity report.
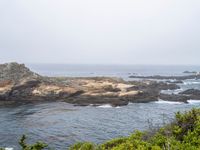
[1,108,200,150]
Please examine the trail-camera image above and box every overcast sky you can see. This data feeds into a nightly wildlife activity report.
[0,0,200,65]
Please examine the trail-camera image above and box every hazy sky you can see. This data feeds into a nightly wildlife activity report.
[0,0,200,65]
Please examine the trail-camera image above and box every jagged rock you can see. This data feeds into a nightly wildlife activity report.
[179,89,200,95]
[0,62,40,83]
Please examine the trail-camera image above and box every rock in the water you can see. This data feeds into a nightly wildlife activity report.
[183,71,197,74]
[180,89,200,96]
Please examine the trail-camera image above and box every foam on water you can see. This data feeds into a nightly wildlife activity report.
[183,81,200,85]
[155,100,184,105]
[187,100,200,104]
[5,148,13,150]
[116,106,121,109]
[97,104,113,108]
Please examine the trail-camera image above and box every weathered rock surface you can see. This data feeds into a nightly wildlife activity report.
[0,62,40,83]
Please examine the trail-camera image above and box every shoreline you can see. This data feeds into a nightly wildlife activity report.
[0,62,200,107]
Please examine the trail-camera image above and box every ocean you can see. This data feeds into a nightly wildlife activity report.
[27,64,200,79]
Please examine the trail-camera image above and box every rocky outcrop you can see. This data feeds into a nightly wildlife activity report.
[179,89,200,101]
[159,94,189,103]
[183,71,197,74]
[166,80,183,84]
[179,89,200,95]
[127,80,180,103]
[0,62,191,106]
[158,88,200,103]
[0,62,40,83]
[129,72,200,103]
[0,63,80,102]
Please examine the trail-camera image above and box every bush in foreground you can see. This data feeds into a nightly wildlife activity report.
[19,135,48,150]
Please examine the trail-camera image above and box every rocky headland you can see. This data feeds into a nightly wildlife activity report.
[0,62,199,106]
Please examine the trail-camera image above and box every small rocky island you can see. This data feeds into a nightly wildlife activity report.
[0,62,200,106]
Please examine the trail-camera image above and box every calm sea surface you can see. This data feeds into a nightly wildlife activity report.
[27,64,200,79]
[1,64,200,149]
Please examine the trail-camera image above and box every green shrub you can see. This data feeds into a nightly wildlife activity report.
[19,135,48,150]
[69,142,95,150]
[100,137,127,149]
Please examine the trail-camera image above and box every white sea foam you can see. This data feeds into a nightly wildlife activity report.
[155,100,183,104]
[173,88,184,94]
[5,148,13,150]
[187,100,200,104]
[116,106,121,109]
[161,88,183,94]
[97,104,113,108]
[183,81,200,85]
[174,88,183,92]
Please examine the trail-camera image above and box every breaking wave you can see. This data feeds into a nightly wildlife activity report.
[155,100,184,105]
[187,100,200,104]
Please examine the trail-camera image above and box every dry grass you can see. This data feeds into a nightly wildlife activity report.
[0,80,12,87]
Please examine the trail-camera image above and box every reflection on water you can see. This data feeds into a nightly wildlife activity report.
[0,102,200,149]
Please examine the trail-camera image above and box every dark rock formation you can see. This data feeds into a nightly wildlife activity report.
[129,74,200,80]
[127,80,180,103]
[158,88,200,103]
[183,71,197,74]
[179,89,200,95]
[166,80,183,84]
[159,93,189,103]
